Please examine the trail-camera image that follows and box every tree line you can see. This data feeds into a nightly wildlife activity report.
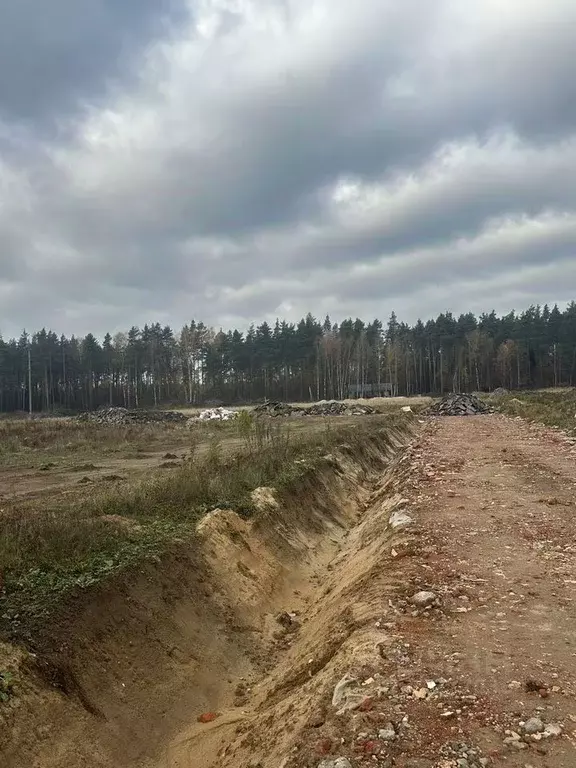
[1,302,575,413]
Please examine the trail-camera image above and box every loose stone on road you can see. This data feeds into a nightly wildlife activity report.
[397,414,576,767]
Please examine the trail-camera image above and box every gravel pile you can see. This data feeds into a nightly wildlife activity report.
[78,406,188,425]
[426,393,493,416]
[254,400,375,418]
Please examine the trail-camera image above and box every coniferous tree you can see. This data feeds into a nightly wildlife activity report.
[1,302,576,412]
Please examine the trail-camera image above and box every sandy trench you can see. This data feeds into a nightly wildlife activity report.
[2,414,576,768]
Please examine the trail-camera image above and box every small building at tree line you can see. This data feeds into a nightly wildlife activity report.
[347,383,393,398]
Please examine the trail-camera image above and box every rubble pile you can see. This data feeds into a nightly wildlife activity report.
[253,400,376,418]
[307,400,375,416]
[197,407,238,421]
[426,393,493,416]
[253,401,296,417]
[78,406,188,426]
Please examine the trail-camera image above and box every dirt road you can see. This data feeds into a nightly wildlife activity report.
[390,414,576,767]
[195,414,576,767]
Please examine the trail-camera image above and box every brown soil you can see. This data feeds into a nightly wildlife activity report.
[3,415,576,767]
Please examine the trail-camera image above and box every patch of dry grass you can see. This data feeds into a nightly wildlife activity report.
[491,388,576,432]
[0,417,194,468]
[0,413,413,637]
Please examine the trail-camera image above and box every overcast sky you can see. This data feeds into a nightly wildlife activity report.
[1,0,576,339]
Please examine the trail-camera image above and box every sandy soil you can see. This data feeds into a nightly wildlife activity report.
[183,414,576,767]
[3,413,576,767]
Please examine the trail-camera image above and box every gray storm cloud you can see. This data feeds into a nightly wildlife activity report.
[0,0,575,338]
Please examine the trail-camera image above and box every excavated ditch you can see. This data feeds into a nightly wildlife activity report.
[0,421,418,768]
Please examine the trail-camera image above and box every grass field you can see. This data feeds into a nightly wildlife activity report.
[489,388,576,432]
[0,407,414,639]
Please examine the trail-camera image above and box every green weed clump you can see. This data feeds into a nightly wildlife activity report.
[0,671,15,703]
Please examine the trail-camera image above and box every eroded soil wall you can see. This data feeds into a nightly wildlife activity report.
[1,422,414,768]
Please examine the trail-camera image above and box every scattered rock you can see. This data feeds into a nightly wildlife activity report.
[389,509,413,529]
[318,759,353,768]
[543,723,562,738]
[332,674,359,708]
[525,679,545,693]
[331,674,371,714]
[522,718,544,735]
[410,591,438,608]
[504,731,526,750]
[378,723,396,741]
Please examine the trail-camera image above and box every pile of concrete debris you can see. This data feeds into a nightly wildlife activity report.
[78,407,188,426]
[253,401,295,417]
[254,400,375,418]
[196,407,238,421]
[307,400,375,416]
[426,393,493,416]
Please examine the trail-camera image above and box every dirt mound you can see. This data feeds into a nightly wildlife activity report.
[254,400,375,417]
[426,393,492,416]
[77,406,188,426]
